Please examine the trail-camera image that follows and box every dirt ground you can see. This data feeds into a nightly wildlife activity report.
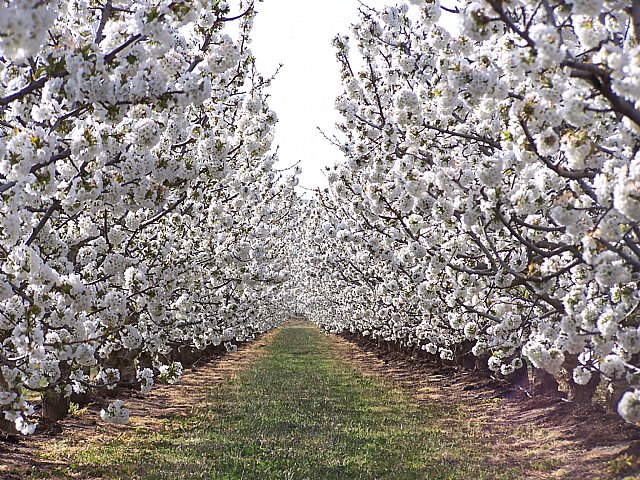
[332,332,640,480]
[1,322,640,480]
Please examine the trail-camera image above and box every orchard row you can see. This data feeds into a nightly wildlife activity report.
[0,0,300,433]
[2,0,640,435]
[296,0,640,423]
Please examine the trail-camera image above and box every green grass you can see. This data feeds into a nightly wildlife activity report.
[31,323,520,479]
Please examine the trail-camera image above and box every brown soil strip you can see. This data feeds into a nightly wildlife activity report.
[0,329,279,480]
[330,331,640,480]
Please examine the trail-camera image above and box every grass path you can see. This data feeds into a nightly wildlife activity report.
[34,322,520,479]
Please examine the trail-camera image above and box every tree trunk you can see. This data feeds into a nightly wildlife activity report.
[474,354,490,371]
[505,364,529,388]
[606,353,640,413]
[531,367,563,397]
[567,372,600,404]
[98,349,138,397]
[41,388,70,422]
[606,380,631,414]
[411,344,420,359]
[41,360,72,422]
[564,354,599,404]
[458,341,476,369]
[177,346,201,367]
[0,416,18,435]
[0,374,19,433]
[69,367,93,406]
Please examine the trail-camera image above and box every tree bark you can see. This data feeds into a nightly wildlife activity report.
[0,416,18,435]
[504,364,529,388]
[564,354,599,404]
[177,345,202,367]
[475,354,490,371]
[457,341,477,369]
[41,388,70,422]
[531,367,563,397]
[567,371,600,404]
[606,380,632,414]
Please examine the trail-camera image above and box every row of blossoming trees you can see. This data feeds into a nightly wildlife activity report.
[295,0,640,424]
[0,0,301,434]
[4,0,640,438]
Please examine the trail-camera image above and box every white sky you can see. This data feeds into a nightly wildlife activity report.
[250,1,458,193]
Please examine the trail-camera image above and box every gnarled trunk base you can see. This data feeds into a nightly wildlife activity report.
[42,389,70,422]
[532,368,563,398]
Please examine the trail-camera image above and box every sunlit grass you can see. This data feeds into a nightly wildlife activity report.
[29,323,522,479]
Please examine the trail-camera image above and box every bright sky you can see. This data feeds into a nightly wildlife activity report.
[250,1,458,193]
